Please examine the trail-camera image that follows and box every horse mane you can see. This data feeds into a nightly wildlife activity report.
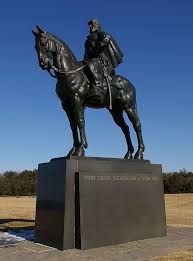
[47,32,78,63]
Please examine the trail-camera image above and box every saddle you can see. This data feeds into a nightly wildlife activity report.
[86,74,124,108]
[92,74,124,90]
[79,61,123,90]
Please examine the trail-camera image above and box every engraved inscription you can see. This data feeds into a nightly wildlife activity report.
[83,175,160,182]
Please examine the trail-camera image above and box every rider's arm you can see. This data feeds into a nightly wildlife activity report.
[101,34,111,46]
[83,39,89,61]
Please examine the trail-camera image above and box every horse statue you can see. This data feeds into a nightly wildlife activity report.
[32,26,145,159]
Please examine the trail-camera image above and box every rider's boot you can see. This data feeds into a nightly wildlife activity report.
[87,82,102,103]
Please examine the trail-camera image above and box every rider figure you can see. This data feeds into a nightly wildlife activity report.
[84,19,124,102]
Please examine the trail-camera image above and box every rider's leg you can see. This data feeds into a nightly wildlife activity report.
[86,60,103,101]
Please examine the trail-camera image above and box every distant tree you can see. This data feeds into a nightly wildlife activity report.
[0,170,37,196]
[163,171,193,193]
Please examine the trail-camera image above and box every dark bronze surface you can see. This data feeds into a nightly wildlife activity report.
[35,157,166,250]
[35,159,76,250]
[77,159,166,249]
[32,21,145,160]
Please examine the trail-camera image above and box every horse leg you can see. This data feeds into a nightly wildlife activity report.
[109,107,134,159]
[125,107,145,159]
[62,103,80,157]
[73,97,88,157]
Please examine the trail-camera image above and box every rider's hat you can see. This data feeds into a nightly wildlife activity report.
[88,19,101,30]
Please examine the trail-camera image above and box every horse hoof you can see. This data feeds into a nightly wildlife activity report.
[66,147,76,158]
[124,152,133,159]
[134,152,143,160]
[73,148,85,157]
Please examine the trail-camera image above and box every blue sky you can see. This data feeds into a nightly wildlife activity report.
[0,0,193,172]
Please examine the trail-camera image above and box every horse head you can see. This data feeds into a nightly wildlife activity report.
[32,26,55,70]
[32,26,77,72]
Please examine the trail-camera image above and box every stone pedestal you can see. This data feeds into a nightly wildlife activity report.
[34,158,76,250]
[35,157,166,250]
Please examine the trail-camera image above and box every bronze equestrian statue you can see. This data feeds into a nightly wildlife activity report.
[32,21,145,159]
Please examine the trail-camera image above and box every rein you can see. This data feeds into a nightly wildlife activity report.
[45,57,86,78]
[45,57,113,110]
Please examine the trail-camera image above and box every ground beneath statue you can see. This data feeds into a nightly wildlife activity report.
[0,226,193,261]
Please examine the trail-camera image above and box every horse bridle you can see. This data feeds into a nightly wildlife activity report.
[39,36,86,78]
[46,57,86,78]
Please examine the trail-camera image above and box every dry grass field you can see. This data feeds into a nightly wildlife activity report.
[1,194,193,231]
[165,194,193,228]
[1,194,193,260]
[0,196,36,231]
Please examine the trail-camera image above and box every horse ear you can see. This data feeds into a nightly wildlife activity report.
[32,29,38,37]
[36,25,45,33]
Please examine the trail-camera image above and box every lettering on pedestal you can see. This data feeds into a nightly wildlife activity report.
[83,175,160,182]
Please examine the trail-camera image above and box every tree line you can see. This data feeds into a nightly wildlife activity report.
[0,170,37,196]
[0,169,193,196]
[163,169,193,193]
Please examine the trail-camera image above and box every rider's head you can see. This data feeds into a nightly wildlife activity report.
[88,19,101,33]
